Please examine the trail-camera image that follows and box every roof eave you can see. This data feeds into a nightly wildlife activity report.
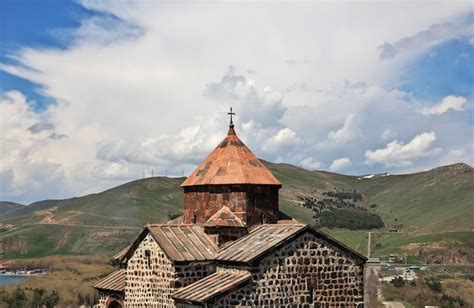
[172,274,251,304]
[94,287,125,293]
[180,182,282,188]
[215,224,367,265]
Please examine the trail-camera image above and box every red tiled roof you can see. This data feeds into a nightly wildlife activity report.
[172,271,251,304]
[181,126,281,187]
[94,269,125,292]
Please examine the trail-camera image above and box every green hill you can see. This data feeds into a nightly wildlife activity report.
[0,202,24,216]
[342,163,474,234]
[0,162,472,261]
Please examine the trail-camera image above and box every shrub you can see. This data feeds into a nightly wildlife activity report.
[318,208,385,230]
[426,278,442,292]
[391,276,405,288]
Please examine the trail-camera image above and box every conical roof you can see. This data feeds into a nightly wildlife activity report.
[181,125,281,187]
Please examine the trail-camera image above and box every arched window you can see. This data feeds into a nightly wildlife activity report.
[108,300,122,308]
[106,297,124,308]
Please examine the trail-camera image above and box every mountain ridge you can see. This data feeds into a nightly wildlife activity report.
[0,162,471,259]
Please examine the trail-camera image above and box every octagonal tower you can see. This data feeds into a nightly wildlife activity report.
[181,114,282,231]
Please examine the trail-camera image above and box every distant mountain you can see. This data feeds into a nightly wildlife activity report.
[266,162,474,233]
[1,199,65,220]
[0,162,472,260]
[0,202,24,216]
[348,162,473,234]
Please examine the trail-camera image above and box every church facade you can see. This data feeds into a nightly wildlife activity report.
[94,115,366,307]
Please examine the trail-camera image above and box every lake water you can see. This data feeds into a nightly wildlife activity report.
[0,276,25,285]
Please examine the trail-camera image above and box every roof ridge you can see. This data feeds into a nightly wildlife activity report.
[147,223,195,227]
[216,224,308,263]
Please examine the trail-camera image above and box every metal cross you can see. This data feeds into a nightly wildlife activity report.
[227,107,235,126]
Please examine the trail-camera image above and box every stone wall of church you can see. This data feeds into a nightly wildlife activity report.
[183,184,279,226]
[124,233,214,307]
[214,231,365,307]
[95,291,109,308]
[175,262,215,288]
[125,233,176,307]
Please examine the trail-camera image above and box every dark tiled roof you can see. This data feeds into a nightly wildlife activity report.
[94,269,125,292]
[216,224,306,263]
[216,224,367,264]
[165,215,183,224]
[172,271,251,304]
[181,126,281,187]
[120,222,365,266]
[204,206,245,227]
[111,245,131,263]
[148,224,217,262]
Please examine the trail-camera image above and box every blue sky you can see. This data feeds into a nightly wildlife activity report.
[0,0,93,110]
[0,1,472,203]
[400,39,474,102]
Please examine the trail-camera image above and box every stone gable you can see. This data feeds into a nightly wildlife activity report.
[125,233,176,307]
[214,230,364,307]
[120,233,214,308]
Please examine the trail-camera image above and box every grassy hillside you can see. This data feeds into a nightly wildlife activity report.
[2,177,184,229]
[268,162,473,233]
[0,202,24,216]
[2,200,62,219]
[347,163,473,234]
[0,162,472,260]
[0,224,138,259]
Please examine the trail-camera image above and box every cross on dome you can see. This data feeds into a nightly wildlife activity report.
[227,107,235,128]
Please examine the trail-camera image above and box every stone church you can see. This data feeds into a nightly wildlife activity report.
[94,112,366,307]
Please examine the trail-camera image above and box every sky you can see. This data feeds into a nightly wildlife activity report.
[0,0,473,204]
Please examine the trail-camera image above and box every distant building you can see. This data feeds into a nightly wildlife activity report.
[94,112,366,307]
[367,257,381,264]
[388,254,402,263]
[380,267,417,283]
[402,268,417,281]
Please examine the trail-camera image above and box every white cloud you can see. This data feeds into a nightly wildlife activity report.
[203,67,286,128]
[364,132,442,167]
[263,128,299,152]
[0,91,70,201]
[299,157,324,170]
[0,2,472,202]
[329,157,352,172]
[326,114,361,146]
[419,95,467,115]
[381,129,397,141]
[378,13,474,59]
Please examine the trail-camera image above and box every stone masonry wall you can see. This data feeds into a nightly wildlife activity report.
[215,231,365,307]
[125,233,176,307]
[183,188,247,225]
[95,291,124,308]
[175,262,215,288]
[183,185,279,226]
[124,233,214,307]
